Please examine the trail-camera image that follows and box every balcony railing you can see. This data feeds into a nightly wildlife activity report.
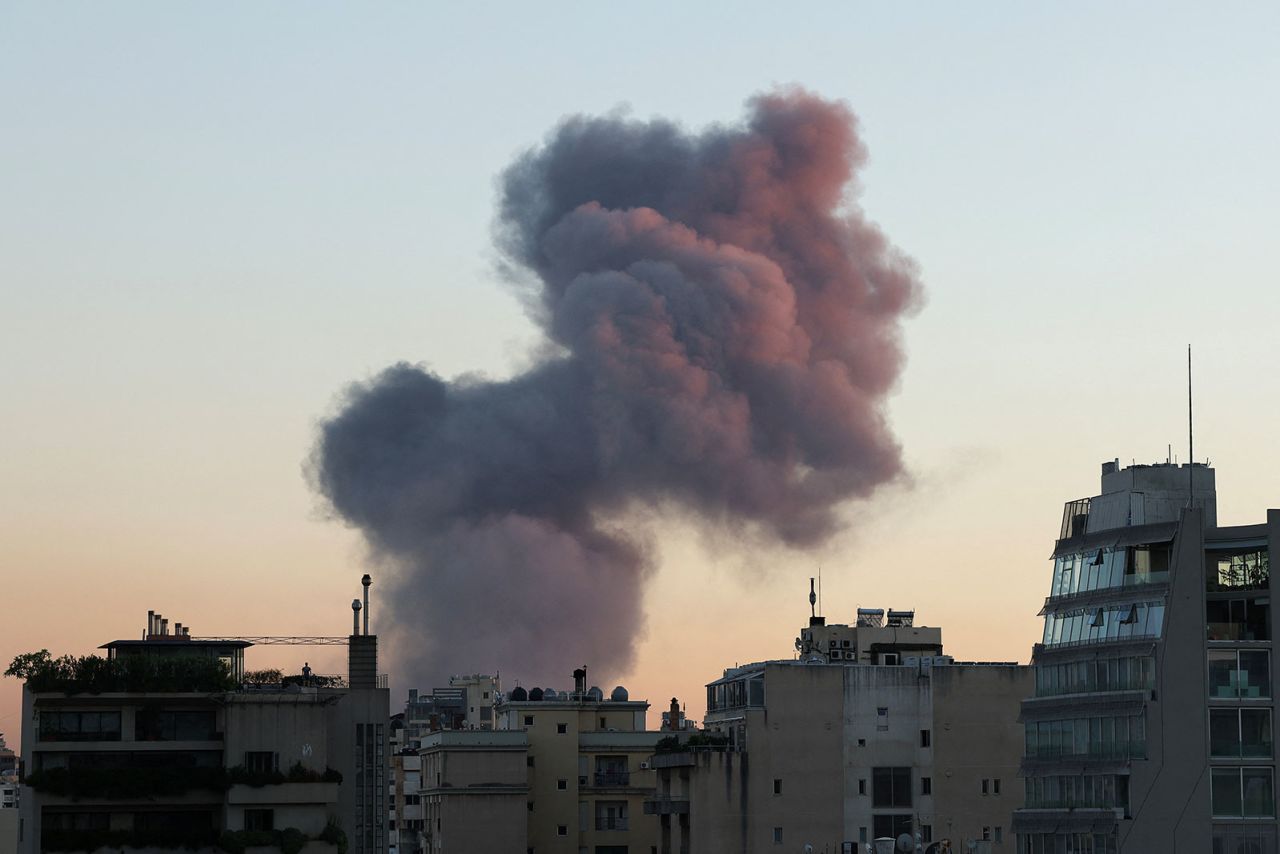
[593,771,630,787]
[595,817,629,831]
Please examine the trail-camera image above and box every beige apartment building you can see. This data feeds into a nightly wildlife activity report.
[674,607,1030,853]
[416,670,668,854]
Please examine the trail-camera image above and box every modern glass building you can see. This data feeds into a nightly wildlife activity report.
[1013,461,1276,854]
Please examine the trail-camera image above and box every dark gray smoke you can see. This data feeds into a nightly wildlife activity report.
[312,90,921,688]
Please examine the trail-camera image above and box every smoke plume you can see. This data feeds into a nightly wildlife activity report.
[312,90,921,689]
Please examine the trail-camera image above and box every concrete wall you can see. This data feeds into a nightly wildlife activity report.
[931,665,1030,850]
[1122,509,1211,852]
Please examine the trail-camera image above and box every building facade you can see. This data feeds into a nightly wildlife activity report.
[1013,461,1277,853]
[16,609,390,854]
[689,609,1030,853]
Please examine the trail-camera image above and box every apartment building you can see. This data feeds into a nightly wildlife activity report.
[684,607,1030,853]
[16,599,390,854]
[414,668,667,854]
[1013,461,1277,853]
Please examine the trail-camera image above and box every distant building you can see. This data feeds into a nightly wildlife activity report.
[679,606,1030,853]
[1013,461,1277,853]
[416,667,670,854]
[16,594,390,854]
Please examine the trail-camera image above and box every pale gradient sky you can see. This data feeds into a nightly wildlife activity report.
[3,2,1279,737]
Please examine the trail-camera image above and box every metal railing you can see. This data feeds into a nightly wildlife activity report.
[595,817,629,831]
[593,771,630,787]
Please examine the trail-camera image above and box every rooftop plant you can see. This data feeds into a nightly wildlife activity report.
[5,650,237,695]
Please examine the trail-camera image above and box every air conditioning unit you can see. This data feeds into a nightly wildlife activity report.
[639,761,651,770]
[831,650,843,660]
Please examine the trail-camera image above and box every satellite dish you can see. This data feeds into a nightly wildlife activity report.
[897,834,915,852]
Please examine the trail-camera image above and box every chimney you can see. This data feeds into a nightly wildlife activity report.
[174,622,182,637]
[668,697,680,731]
[361,574,372,635]
[573,667,587,696]
[147,610,155,637]
[160,618,168,636]
[349,588,378,690]
[351,599,362,636]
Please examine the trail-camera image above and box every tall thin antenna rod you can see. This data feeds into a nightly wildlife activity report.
[818,566,823,617]
[1188,345,1194,508]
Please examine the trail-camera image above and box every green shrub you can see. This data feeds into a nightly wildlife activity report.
[6,649,236,695]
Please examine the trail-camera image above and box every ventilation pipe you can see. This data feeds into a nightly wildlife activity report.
[147,610,155,638]
[160,617,168,636]
[352,599,362,636]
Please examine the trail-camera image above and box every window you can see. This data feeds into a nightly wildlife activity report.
[995,827,1003,843]
[527,802,534,812]
[982,779,989,795]
[244,809,274,832]
[527,756,535,767]
[773,778,782,795]
[921,825,932,842]
[557,779,567,791]
[994,778,1001,795]
[600,717,607,729]
[524,715,535,727]
[1211,708,1273,758]
[773,827,783,844]
[920,729,931,747]
[244,751,277,773]
[1207,549,1269,591]
[982,827,991,841]
[921,776,932,795]
[1209,649,1272,698]
[876,707,889,731]
[872,767,912,808]
[557,824,568,836]
[38,711,122,742]
[1207,597,1270,641]
[483,691,489,699]
[1212,767,1275,818]
[857,738,866,747]
[859,828,867,843]
[557,723,568,734]
[858,779,867,796]
[136,709,216,741]
[595,801,628,831]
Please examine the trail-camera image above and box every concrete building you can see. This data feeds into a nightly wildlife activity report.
[683,607,1030,853]
[413,668,668,854]
[16,593,390,854]
[1013,461,1277,853]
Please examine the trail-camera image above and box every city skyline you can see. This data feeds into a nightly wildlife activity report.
[4,2,1280,745]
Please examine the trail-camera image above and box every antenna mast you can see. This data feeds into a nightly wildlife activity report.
[1187,345,1194,508]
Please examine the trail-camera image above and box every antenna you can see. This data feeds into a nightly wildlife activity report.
[818,566,823,617]
[808,578,816,619]
[1188,345,1194,508]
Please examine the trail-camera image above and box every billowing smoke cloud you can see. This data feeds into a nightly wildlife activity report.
[312,90,921,689]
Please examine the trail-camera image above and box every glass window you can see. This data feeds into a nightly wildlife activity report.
[1241,709,1273,758]
[1210,710,1240,757]
[1213,768,1244,818]
[1242,768,1275,818]
[1239,650,1271,698]
[1208,650,1239,699]
[872,767,912,808]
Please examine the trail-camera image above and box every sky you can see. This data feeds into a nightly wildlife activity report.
[2,2,1279,739]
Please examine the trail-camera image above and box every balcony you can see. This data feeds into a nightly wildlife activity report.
[595,817,629,831]
[643,796,690,816]
[593,771,630,787]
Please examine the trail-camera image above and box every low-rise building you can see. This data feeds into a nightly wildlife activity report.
[684,606,1031,853]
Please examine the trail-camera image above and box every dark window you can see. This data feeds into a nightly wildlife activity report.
[38,711,122,742]
[600,717,607,729]
[244,809,274,832]
[994,778,1001,795]
[858,779,867,796]
[557,825,567,836]
[873,814,911,839]
[527,756,535,767]
[244,751,277,773]
[920,729,931,747]
[873,767,912,808]
[982,778,989,795]
[557,779,567,791]
[921,776,932,795]
[557,723,567,734]
[773,778,782,795]
[136,709,217,741]
[527,802,534,812]
[773,826,783,844]
[524,715,535,727]
[922,824,932,842]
